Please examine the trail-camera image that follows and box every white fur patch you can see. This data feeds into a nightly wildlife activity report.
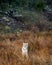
[22,42,28,57]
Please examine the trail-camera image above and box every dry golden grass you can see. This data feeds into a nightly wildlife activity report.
[0,31,52,65]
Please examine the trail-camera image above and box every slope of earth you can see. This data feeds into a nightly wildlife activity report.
[0,31,52,65]
[0,11,52,34]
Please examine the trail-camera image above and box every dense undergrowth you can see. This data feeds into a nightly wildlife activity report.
[0,10,52,34]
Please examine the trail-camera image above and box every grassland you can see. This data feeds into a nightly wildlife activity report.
[0,31,52,65]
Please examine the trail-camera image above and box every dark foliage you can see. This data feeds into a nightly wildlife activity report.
[0,0,51,11]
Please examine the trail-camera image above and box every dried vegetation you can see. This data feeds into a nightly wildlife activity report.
[0,31,52,65]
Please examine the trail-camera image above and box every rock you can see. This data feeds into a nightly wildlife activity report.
[43,5,52,21]
[2,17,9,22]
[5,26,10,30]
[14,14,22,17]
